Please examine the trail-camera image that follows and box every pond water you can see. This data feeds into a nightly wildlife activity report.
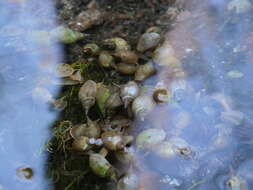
[0,0,253,190]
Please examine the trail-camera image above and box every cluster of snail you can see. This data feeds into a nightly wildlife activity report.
[51,24,249,190]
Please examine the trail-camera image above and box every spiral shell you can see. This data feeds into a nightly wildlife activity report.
[101,131,124,151]
[134,62,156,82]
[132,95,155,120]
[99,51,114,68]
[137,32,161,52]
[89,153,115,178]
[103,37,130,51]
[120,81,140,108]
[83,43,100,57]
[153,81,171,103]
[55,63,74,77]
[106,92,123,109]
[78,80,97,114]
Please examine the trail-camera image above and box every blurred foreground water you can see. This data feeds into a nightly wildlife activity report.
[1,0,253,190]
[0,0,61,189]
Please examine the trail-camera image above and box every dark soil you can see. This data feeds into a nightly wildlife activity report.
[47,1,178,190]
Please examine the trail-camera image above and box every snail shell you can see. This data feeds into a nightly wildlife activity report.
[55,63,74,77]
[69,123,86,139]
[145,26,162,34]
[103,37,130,51]
[134,62,156,82]
[169,137,194,159]
[115,63,137,75]
[16,167,34,180]
[51,26,85,44]
[137,32,161,52]
[136,128,166,150]
[153,81,171,103]
[120,81,140,108]
[155,141,175,159]
[72,136,90,151]
[70,119,101,139]
[89,153,115,178]
[85,118,101,138]
[113,50,138,64]
[101,131,124,151]
[83,43,100,57]
[226,176,248,190]
[99,51,114,68]
[78,80,97,114]
[117,172,140,190]
[106,92,123,109]
[115,147,135,164]
[132,95,155,120]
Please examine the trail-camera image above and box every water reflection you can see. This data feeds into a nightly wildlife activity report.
[130,0,253,190]
[0,0,61,189]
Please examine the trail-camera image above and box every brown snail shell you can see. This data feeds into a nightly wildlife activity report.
[78,80,97,114]
[51,96,67,111]
[55,63,75,77]
[132,95,155,121]
[106,92,123,109]
[89,153,116,179]
[152,81,170,103]
[115,63,137,75]
[16,167,34,180]
[99,51,114,68]
[69,123,86,140]
[110,115,132,128]
[113,50,138,64]
[101,131,124,151]
[85,118,101,138]
[134,62,156,82]
[153,89,170,103]
[103,37,130,52]
[72,136,90,151]
[137,32,161,52]
[120,81,140,108]
[83,43,100,57]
